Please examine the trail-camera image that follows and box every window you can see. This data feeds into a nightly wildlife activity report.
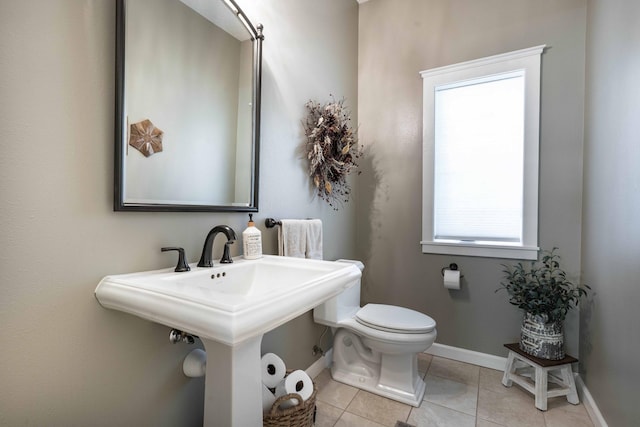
[420,46,545,260]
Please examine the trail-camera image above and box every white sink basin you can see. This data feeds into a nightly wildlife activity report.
[95,255,361,345]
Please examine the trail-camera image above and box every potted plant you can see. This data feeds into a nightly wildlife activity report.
[497,248,590,360]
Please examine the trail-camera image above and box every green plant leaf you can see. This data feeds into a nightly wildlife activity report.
[496,247,589,322]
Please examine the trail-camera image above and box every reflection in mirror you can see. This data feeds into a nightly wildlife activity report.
[115,0,263,211]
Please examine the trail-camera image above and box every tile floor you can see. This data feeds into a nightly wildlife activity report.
[313,354,595,427]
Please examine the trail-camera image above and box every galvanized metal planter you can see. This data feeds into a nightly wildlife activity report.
[519,312,565,360]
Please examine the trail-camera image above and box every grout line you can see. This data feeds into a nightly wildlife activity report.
[423,400,477,422]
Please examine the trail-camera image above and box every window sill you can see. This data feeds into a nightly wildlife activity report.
[421,241,539,260]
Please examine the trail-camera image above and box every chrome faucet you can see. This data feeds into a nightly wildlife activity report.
[197,225,237,267]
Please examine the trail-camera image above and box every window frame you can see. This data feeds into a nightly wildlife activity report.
[420,45,545,260]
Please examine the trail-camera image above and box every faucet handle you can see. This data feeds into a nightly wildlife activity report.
[161,247,191,272]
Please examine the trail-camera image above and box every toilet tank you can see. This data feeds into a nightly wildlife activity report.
[313,260,364,327]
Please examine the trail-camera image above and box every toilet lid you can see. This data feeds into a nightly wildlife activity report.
[355,304,436,334]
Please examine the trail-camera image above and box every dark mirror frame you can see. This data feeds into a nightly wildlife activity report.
[114,0,263,212]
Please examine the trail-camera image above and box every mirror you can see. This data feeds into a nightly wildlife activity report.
[115,0,263,212]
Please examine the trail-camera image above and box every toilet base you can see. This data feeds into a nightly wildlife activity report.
[330,329,427,407]
[331,365,426,407]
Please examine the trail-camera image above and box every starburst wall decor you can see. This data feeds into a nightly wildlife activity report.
[129,119,163,157]
[304,97,361,210]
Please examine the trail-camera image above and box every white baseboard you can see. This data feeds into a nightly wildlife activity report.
[575,374,608,427]
[306,348,333,379]
[424,342,607,427]
[424,342,508,371]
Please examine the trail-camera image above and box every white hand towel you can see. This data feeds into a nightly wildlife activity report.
[305,219,323,260]
[277,219,323,259]
[278,219,307,258]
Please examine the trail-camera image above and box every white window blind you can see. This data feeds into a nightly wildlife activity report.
[434,72,525,243]
[420,45,544,260]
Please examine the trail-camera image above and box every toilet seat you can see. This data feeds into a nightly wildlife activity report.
[355,304,436,334]
[338,316,436,349]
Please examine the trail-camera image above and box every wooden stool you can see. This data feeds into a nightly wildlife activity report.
[502,343,579,411]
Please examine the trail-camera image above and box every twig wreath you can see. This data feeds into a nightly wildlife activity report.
[304,97,361,210]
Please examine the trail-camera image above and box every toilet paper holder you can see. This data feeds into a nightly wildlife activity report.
[441,263,464,278]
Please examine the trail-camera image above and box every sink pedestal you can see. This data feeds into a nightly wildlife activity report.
[202,335,264,426]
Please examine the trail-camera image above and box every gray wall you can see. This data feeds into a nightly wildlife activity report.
[0,0,357,425]
[356,0,587,357]
[581,0,640,424]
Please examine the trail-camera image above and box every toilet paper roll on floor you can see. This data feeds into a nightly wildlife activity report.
[443,269,461,290]
[275,369,314,409]
[261,353,286,388]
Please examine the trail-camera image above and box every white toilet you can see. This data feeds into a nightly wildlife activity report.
[313,260,437,406]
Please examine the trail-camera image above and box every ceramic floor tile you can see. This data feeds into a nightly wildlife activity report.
[427,357,480,386]
[479,367,537,402]
[475,418,505,427]
[315,400,344,427]
[335,411,387,427]
[407,401,475,427]
[477,387,545,427]
[345,390,412,427]
[314,369,334,390]
[545,396,590,415]
[423,373,478,416]
[479,367,509,394]
[544,402,594,427]
[316,377,359,410]
[319,359,594,427]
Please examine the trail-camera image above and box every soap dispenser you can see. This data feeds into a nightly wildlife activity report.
[242,214,262,259]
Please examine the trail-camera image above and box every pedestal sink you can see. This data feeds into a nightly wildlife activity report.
[95,255,361,426]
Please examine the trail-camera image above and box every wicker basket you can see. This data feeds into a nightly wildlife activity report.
[263,380,317,427]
